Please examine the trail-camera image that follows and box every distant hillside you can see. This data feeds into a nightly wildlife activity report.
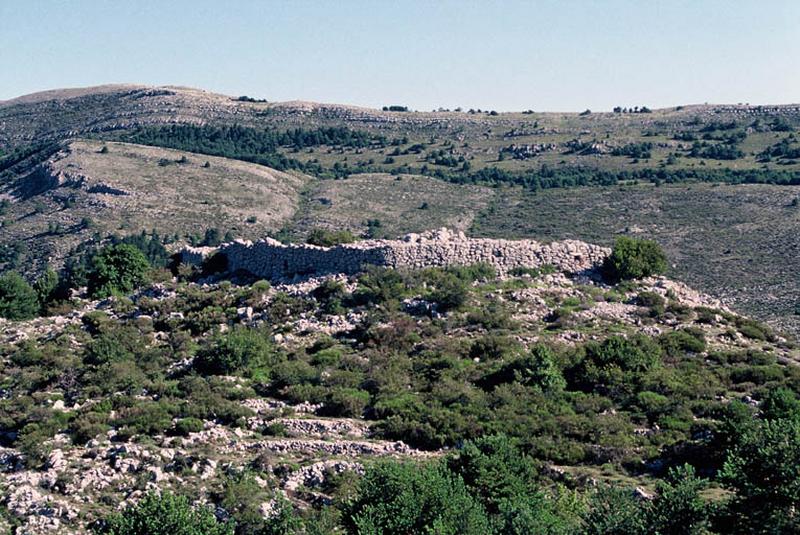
[1,84,800,335]
[0,139,308,272]
[2,84,799,180]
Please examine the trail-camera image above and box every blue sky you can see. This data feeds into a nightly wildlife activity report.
[1,0,798,111]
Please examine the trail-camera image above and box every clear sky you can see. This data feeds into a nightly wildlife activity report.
[1,0,798,111]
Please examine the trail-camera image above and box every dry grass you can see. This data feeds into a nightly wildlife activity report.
[0,139,309,270]
[288,173,494,239]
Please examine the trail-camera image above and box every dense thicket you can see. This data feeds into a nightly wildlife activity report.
[430,164,800,190]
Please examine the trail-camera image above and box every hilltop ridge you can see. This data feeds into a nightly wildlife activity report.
[2,83,800,335]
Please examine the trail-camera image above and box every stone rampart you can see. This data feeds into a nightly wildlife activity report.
[183,228,610,280]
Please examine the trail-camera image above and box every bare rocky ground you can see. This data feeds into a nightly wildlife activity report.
[0,263,796,532]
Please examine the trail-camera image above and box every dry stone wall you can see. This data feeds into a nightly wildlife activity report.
[185,228,610,280]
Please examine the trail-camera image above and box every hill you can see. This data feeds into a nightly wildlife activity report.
[0,139,308,272]
[472,182,800,335]
[1,232,798,533]
[1,83,800,336]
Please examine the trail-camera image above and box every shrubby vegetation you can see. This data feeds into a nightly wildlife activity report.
[0,141,61,180]
[117,124,392,178]
[426,164,800,192]
[3,243,800,532]
[0,271,39,320]
[90,428,796,534]
[98,122,800,192]
[92,492,233,535]
[306,228,357,247]
[602,237,667,282]
[87,243,151,298]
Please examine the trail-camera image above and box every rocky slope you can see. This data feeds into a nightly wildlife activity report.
[1,236,797,531]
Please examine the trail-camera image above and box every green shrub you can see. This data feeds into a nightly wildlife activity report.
[648,464,709,535]
[510,264,557,278]
[217,471,300,535]
[637,291,665,317]
[446,262,496,282]
[582,486,648,535]
[484,345,566,392]
[658,329,706,358]
[719,418,800,534]
[466,301,516,330]
[311,279,347,314]
[171,417,205,437]
[93,491,233,535]
[270,359,319,389]
[115,400,178,438]
[310,347,343,367]
[87,244,150,298]
[470,334,521,361]
[343,460,490,535]
[69,411,110,445]
[33,267,59,310]
[320,388,370,417]
[735,318,774,341]
[603,236,667,282]
[730,365,784,385]
[760,387,800,421]
[421,269,470,311]
[446,435,539,514]
[0,271,39,320]
[635,391,671,421]
[194,326,277,376]
[571,335,662,398]
[306,228,356,247]
[354,267,408,305]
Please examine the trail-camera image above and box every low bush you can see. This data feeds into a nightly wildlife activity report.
[306,228,356,247]
[170,417,204,437]
[194,326,277,376]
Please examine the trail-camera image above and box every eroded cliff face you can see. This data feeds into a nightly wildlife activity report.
[183,228,611,280]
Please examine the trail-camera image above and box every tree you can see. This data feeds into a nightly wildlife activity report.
[343,460,490,535]
[202,228,223,247]
[719,418,800,534]
[484,345,567,392]
[33,267,59,310]
[93,491,233,535]
[647,464,708,535]
[582,486,648,535]
[509,345,566,392]
[87,244,150,298]
[0,271,39,320]
[498,490,584,535]
[447,435,539,514]
[602,236,667,282]
[217,472,301,535]
[573,335,662,397]
[759,387,800,421]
